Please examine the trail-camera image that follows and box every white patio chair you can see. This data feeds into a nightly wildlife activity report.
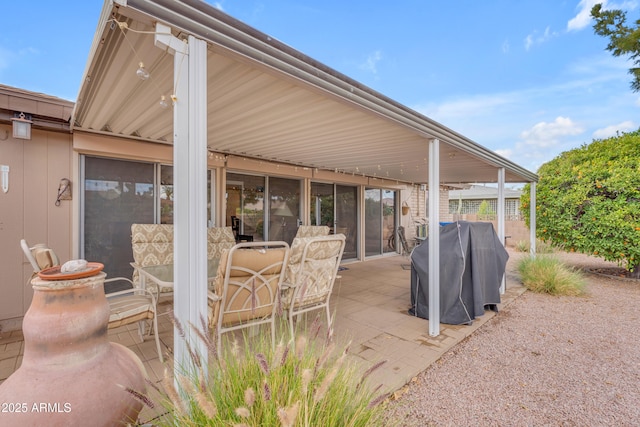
[21,239,163,362]
[207,241,289,354]
[280,234,345,339]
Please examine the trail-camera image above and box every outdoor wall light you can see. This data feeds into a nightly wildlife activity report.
[12,112,32,140]
[136,62,150,80]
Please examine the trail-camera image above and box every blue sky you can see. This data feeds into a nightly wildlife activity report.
[1,0,638,176]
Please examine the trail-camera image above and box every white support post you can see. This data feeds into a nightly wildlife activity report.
[529,181,537,257]
[497,168,506,294]
[156,25,209,373]
[428,139,440,337]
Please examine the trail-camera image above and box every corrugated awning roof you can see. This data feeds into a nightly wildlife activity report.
[71,0,537,185]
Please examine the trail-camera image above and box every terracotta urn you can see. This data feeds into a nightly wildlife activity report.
[0,271,147,426]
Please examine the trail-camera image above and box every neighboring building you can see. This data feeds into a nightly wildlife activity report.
[449,185,523,220]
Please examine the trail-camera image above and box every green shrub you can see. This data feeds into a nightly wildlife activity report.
[517,256,586,296]
[520,130,640,274]
[142,317,387,427]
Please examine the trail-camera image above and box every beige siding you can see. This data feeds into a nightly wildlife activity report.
[0,125,72,328]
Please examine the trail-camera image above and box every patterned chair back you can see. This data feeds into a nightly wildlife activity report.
[131,224,174,290]
[283,234,345,306]
[295,225,330,238]
[207,227,236,260]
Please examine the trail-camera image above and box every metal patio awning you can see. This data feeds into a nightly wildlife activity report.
[71,0,538,372]
[72,0,537,186]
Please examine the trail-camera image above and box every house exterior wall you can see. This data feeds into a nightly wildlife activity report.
[0,121,482,329]
[439,188,452,222]
[0,124,72,330]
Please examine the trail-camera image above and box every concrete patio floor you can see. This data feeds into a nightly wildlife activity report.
[0,248,526,424]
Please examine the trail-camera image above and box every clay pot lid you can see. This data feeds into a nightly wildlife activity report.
[38,262,104,281]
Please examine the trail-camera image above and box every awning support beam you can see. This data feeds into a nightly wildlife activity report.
[428,138,440,337]
[530,182,537,257]
[497,167,506,294]
[156,23,209,373]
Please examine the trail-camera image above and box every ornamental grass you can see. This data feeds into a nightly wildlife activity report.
[137,315,388,426]
[517,255,586,296]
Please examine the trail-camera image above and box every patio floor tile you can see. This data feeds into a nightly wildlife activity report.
[0,249,526,424]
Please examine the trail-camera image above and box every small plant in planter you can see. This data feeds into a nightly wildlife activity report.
[135,316,388,426]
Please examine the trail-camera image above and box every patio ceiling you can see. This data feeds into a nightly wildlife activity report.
[72,0,537,186]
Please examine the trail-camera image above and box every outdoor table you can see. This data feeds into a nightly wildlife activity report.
[132,258,220,292]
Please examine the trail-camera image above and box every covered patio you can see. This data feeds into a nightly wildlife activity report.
[1,251,528,423]
[68,0,538,371]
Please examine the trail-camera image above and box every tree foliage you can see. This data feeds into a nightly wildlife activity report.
[591,3,640,91]
[521,131,640,275]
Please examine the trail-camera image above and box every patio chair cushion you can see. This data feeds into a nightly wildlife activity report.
[208,247,287,328]
[32,246,57,271]
[107,293,155,329]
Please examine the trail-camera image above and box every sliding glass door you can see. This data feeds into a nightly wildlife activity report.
[310,182,358,260]
[336,185,358,259]
[226,173,265,241]
[269,177,301,243]
[82,156,215,290]
[365,188,397,256]
[83,157,155,283]
[226,173,301,244]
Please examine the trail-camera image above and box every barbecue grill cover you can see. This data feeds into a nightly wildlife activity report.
[409,221,509,325]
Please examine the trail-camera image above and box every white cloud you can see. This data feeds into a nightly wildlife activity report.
[360,50,382,74]
[570,0,640,31]
[415,92,517,121]
[592,120,637,138]
[411,52,638,172]
[567,0,603,31]
[212,2,224,11]
[494,148,513,159]
[524,26,558,50]
[524,35,533,51]
[501,39,510,54]
[519,116,584,147]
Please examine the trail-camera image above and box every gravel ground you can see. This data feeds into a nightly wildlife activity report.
[384,251,640,427]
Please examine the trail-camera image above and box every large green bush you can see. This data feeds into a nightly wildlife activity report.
[521,130,640,275]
